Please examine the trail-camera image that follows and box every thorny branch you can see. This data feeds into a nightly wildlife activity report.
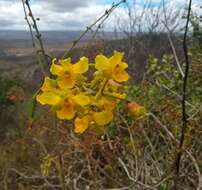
[62,0,126,59]
[21,0,49,75]
[21,0,34,47]
[174,0,192,186]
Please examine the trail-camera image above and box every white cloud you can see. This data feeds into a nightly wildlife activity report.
[0,0,201,31]
[35,0,95,12]
[0,1,26,30]
[0,0,116,30]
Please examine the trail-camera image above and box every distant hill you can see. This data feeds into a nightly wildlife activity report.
[0,30,84,40]
[0,30,119,49]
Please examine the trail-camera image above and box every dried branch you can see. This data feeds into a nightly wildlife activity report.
[174,0,192,188]
[62,0,126,59]
[58,154,66,190]
[149,112,202,189]
[162,0,184,78]
[155,80,196,109]
[21,0,34,47]
[21,0,49,75]
[7,168,60,187]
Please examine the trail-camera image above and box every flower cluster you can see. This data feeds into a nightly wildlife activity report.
[36,51,133,133]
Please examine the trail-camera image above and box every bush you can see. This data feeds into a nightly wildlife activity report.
[0,78,20,107]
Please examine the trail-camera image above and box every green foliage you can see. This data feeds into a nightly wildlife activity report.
[147,54,181,84]
[1,31,202,190]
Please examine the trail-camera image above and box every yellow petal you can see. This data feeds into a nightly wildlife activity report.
[50,63,64,76]
[95,55,110,71]
[56,101,75,120]
[93,111,113,125]
[72,94,90,106]
[109,51,124,69]
[41,77,57,92]
[112,67,129,82]
[120,62,128,69]
[60,58,71,65]
[60,58,73,71]
[36,92,61,105]
[73,57,89,74]
[103,100,116,111]
[114,51,124,61]
[97,97,116,111]
[58,75,75,89]
[74,116,89,133]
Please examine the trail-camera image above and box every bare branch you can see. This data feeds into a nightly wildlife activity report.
[175,0,192,188]
[21,0,49,75]
[62,0,126,59]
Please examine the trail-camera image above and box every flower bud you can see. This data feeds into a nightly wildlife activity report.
[127,102,146,119]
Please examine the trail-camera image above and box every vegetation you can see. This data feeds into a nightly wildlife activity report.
[0,0,201,189]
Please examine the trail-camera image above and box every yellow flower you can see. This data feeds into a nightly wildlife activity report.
[74,115,90,133]
[36,77,62,105]
[50,57,89,89]
[93,110,113,125]
[36,92,61,106]
[41,77,58,92]
[37,77,91,119]
[95,51,129,82]
[56,93,90,120]
[56,99,75,120]
[36,53,134,135]
[74,110,113,133]
[96,97,116,111]
[72,94,90,106]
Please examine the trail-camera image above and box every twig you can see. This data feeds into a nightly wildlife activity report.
[118,157,156,189]
[175,0,192,188]
[186,151,202,190]
[21,0,35,47]
[58,154,66,190]
[148,113,177,143]
[149,112,202,189]
[8,168,60,186]
[62,0,126,58]
[155,80,195,109]
[162,0,184,78]
[104,184,135,190]
[21,0,49,75]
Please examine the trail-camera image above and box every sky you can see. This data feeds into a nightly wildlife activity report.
[0,0,201,31]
